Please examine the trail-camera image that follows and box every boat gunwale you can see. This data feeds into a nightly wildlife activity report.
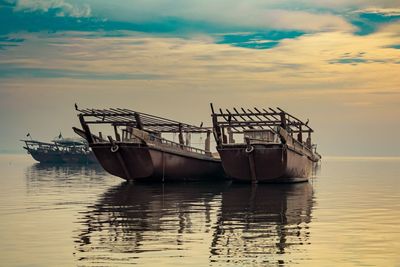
[90,142,221,163]
[218,142,314,160]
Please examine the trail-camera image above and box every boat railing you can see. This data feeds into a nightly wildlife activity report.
[153,135,209,155]
[91,133,210,156]
[22,139,90,154]
[276,127,314,157]
[286,135,314,157]
[232,137,278,146]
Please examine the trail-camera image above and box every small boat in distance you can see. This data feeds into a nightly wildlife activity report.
[75,106,225,182]
[21,134,97,164]
[210,104,321,183]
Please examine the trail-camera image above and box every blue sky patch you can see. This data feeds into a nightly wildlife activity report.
[0,2,308,51]
[350,11,400,35]
[217,31,304,50]
[1,0,400,52]
[0,35,24,50]
[329,58,367,65]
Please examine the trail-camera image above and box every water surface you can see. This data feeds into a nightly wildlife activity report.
[0,155,399,266]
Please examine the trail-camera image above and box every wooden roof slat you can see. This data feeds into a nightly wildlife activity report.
[276,107,313,132]
[212,112,280,117]
[232,107,259,130]
[225,108,247,130]
[244,108,279,132]
[266,108,281,120]
[77,107,209,133]
[238,107,267,130]
[211,105,314,133]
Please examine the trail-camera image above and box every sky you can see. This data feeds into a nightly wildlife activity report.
[0,0,400,156]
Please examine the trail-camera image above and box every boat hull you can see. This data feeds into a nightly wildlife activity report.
[91,143,226,182]
[217,144,312,183]
[27,149,97,164]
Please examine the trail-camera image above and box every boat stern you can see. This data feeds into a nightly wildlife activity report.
[218,144,286,182]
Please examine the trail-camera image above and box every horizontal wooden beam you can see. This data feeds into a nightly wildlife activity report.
[212,112,281,117]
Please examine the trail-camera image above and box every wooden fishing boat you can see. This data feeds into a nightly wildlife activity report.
[75,106,225,182]
[210,104,321,183]
[21,136,97,164]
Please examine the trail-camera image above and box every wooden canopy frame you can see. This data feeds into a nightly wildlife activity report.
[210,104,313,134]
[77,106,209,134]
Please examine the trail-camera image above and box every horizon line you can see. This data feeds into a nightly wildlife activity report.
[1,152,400,159]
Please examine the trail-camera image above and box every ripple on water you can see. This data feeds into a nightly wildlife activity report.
[1,156,399,266]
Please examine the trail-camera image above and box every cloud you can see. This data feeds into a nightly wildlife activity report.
[327,50,398,65]
[4,0,400,42]
[1,28,399,93]
[0,0,15,6]
[349,7,400,35]
[216,31,305,50]
[0,25,400,156]
[0,65,163,80]
[276,0,400,10]
[329,58,367,65]
[84,0,354,33]
[0,36,24,50]
[1,1,352,49]
[387,44,400,49]
[228,9,354,32]
[13,0,91,17]
[354,8,400,17]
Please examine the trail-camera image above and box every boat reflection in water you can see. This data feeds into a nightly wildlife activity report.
[75,181,314,265]
[25,163,108,191]
[211,183,313,265]
[75,182,229,261]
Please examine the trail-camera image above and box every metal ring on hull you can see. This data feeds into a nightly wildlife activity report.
[245,145,254,154]
[111,145,119,153]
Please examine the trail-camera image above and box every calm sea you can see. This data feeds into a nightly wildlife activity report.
[0,155,399,266]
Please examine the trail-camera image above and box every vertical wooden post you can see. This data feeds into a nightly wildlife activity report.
[221,127,227,144]
[162,151,165,183]
[228,126,234,144]
[114,125,121,141]
[245,137,257,183]
[134,113,143,130]
[212,115,222,146]
[205,130,211,152]
[185,132,191,146]
[298,125,303,143]
[127,126,133,139]
[210,103,222,147]
[178,123,184,148]
[306,132,312,148]
[122,129,126,141]
[79,114,93,143]
[248,154,257,184]
[280,112,287,129]
[108,135,132,180]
